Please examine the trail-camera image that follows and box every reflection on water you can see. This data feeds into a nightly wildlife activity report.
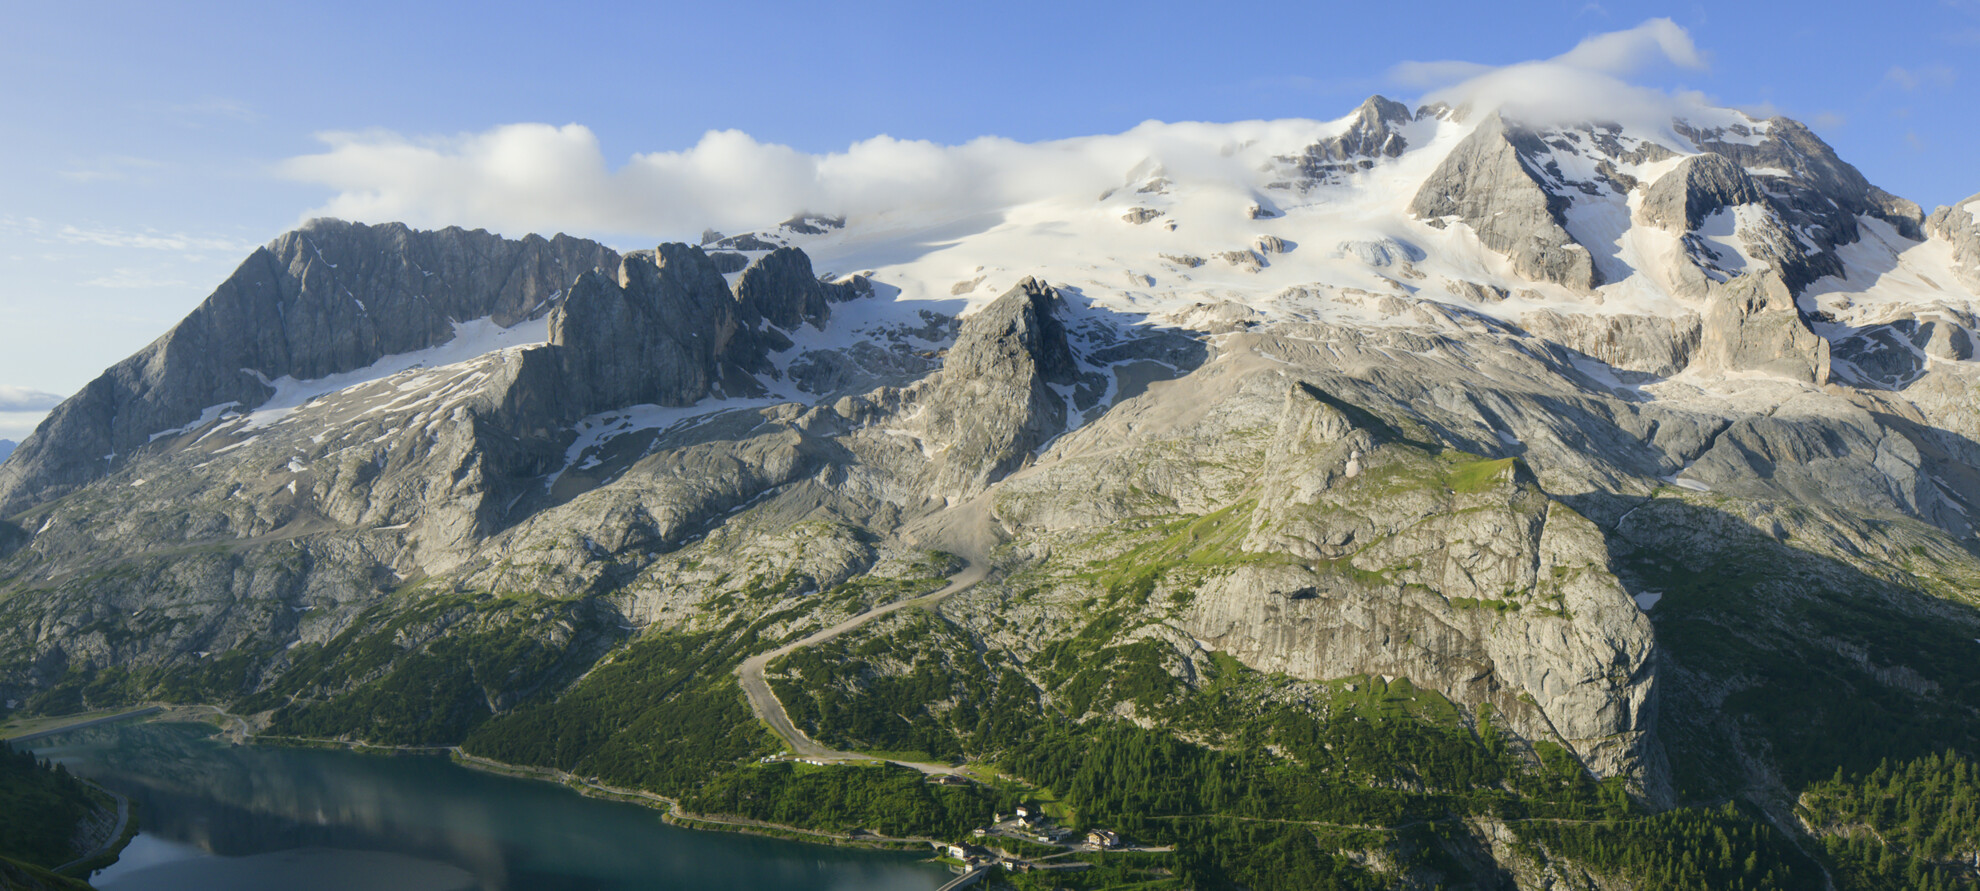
[34,722,948,891]
[98,846,476,891]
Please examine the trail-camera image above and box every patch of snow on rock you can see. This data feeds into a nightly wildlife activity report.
[233,317,547,434]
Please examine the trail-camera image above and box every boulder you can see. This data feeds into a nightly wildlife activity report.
[1697,271,1830,383]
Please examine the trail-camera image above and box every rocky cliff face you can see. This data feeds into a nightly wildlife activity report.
[734,246,835,332]
[914,277,1078,502]
[1638,153,1766,234]
[547,244,741,419]
[1676,117,1925,246]
[1637,151,1829,294]
[1517,310,1700,377]
[0,220,618,516]
[1282,95,1413,187]
[1928,192,1980,292]
[1190,383,1661,790]
[1410,112,1601,291]
[1698,272,1830,383]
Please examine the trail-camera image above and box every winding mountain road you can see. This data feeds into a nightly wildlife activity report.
[737,561,989,774]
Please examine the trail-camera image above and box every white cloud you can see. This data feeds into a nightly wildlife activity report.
[278,117,1338,243]
[1551,18,1707,74]
[274,20,1733,245]
[1736,101,1784,120]
[54,224,256,254]
[1884,64,1957,91]
[1812,111,1847,130]
[1389,60,1496,89]
[164,97,259,124]
[1389,18,1717,132]
[59,155,165,183]
[82,268,189,289]
[0,386,63,412]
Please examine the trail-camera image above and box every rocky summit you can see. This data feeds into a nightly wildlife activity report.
[4,97,1980,890]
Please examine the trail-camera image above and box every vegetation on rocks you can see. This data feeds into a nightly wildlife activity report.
[685,761,1007,839]
[1799,751,1980,891]
[0,742,101,870]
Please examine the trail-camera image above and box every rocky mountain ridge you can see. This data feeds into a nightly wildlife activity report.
[3,95,1979,889]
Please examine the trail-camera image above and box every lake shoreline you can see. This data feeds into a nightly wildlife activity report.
[2,705,163,743]
[130,705,959,856]
[34,716,962,891]
[3,706,148,881]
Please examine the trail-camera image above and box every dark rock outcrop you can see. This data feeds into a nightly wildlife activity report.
[548,244,741,418]
[735,247,833,332]
[707,251,751,274]
[1284,95,1412,187]
[1678,117,1925,247]
[1640,154,1838,295]
[1638,153,1767,233]
[779,214,846,236]
[1410,112,1601,291]
[710,232,782,252]
[1926,192,1980,292]
[1829,308,1978,390]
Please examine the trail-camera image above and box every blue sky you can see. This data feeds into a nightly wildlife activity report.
[1,0,1976,439]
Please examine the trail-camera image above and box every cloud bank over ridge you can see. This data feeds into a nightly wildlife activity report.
[280,20,1731,245]
[281,119,1342,245]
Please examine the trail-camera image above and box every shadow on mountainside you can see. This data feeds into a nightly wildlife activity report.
[0,520,25,562]
[1574,493,1980,810]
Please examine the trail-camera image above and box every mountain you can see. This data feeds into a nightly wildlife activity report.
[0,442,14,466]
[3,98,1979,889]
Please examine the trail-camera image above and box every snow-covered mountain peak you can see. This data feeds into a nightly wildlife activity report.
[658,94,1969,397]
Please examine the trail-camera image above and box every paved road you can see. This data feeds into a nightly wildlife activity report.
[935,864,992,890]
[163,704,253,742]
[54,780,129,874]
[737,561,989,774]
[4,706,161,743]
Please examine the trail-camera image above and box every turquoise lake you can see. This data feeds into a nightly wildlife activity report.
[33,721,954,890]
